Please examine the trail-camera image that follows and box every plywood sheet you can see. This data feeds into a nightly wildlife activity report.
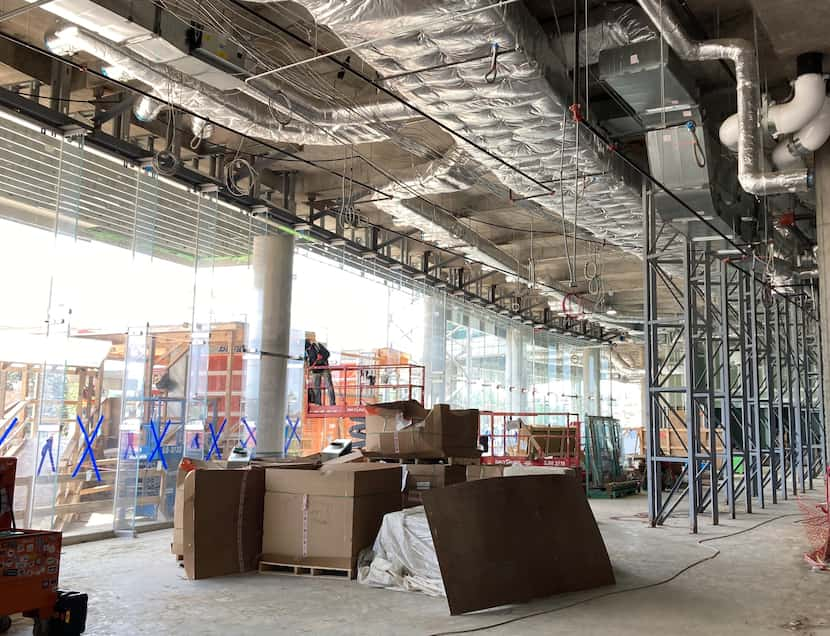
[422,475,614,615]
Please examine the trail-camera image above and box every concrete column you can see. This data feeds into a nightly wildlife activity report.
[506,328,523,412]
[583,347,601,418]
[423,292,447,406]
[816,145,830,450]
[244,233,295,457]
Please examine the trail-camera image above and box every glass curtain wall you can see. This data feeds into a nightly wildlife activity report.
[0,109,616,538]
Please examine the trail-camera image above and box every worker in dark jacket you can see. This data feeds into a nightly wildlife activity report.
[305,332,336,406]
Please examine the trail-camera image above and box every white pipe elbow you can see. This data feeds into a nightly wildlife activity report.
[793,95,830,151]
[771,138,806,170]
[719,113,739,150]
[771,96,830,170]
[766,73,826,137]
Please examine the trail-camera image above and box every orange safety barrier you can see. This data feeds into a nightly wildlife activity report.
[479,411,582,468]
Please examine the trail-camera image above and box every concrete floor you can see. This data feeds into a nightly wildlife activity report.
[6,489,830,635]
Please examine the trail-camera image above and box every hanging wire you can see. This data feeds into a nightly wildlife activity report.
[224,137,257,197]
[152,87,180,176]
[485,42,500,83]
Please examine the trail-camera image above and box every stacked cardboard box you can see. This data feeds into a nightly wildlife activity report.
[364,401,480,459]
[363,401,482,505]
[465,464,506,481]
[261,463,402,577]
[404,464,466,506]
[173,462,266,580]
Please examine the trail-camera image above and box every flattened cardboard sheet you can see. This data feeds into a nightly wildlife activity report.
[422,475,614,615]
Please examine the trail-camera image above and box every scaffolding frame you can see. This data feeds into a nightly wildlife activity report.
[644,188,827,532]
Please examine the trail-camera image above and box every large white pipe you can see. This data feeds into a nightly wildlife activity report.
[720,71,826,150]
[773,96,830,170]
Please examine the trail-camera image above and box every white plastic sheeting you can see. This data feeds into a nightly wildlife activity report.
[357,506,445,597]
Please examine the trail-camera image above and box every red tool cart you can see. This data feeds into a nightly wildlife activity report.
[0,457,85,636]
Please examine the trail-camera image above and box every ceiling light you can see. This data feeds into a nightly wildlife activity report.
[606,307,618,316]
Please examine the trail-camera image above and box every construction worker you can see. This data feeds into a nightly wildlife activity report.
[305,332,336,406]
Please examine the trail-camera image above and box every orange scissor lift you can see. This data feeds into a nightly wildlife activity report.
[479,411,583,472]
[301,361,426,454]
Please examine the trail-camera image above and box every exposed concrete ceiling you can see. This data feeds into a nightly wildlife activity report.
[4,0,813,324]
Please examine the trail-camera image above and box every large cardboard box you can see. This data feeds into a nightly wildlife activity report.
[364,401,480,458]
[404,464,466,506]
[466,464,506,481]
[262,463,402,576]
[182,467,265,580]
[172,458,213,556]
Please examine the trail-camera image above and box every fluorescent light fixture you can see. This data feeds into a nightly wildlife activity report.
[329,238,346,247]
[293,223,311,231]
[606,307,618,316]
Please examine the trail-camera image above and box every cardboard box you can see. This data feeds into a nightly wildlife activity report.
[364,401,480,458]
[466,464,506,481]
[405,464,466,506]
[262,463,402,575]
[182,467,265,580]
[172,458,212,556]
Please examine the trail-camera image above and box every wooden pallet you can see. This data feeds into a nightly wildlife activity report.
[258,561,353,579]
[365,456,479,466]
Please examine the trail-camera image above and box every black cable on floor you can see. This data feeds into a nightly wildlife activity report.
[429,513,802,635]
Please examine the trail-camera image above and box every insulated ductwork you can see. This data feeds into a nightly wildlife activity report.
[46,25,395,146]
[260,0,647,254]
[368,145,524,272]
[720,53,826,150]
[610,344,645,377]
[550,3,656,69]
[133,95,214,141]
[635,0,811,195]
[773,96,830,170]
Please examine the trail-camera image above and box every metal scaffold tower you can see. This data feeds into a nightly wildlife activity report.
[644,188,827,532]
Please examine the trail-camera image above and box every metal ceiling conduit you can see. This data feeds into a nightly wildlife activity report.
[45,25,392,146]
[634,0,811,195]
[252,0,650,254]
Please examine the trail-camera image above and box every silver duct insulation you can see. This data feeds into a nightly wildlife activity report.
[610,344,645,377]
[634,0,811,195]
[550,3,656,69]
[46,26,390,146]
[264,0,647,253]
[134,95,214,140]
[372,145,523,272]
